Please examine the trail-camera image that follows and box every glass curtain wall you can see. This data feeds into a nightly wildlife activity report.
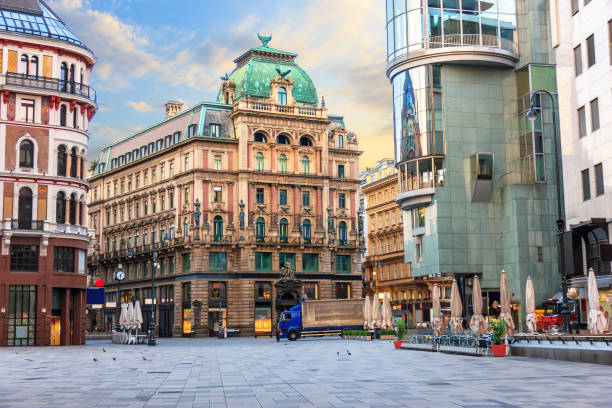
[386,0,517,62]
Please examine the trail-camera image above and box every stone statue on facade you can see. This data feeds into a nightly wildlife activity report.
[239,200,245,230]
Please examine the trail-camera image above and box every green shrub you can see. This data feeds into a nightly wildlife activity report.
[489,319,506,345]
[378,330,396,336]
[395,319,407,340]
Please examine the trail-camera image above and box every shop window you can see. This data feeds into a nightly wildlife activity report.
[302,282,319,300]
[209,282,227,308]
[254,306,272,333]
[255,282,272,300]
[10,245,38,271]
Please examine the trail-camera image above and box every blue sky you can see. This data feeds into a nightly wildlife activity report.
[49,0,393,170]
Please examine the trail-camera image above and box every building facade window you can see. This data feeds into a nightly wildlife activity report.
[255,252,272,271]
[182,253,191,273]
[590,98,600,131]
[57,145,66,176]
[338,221,347,245]
[335,282,351,299]
[279,189,287,205]
[595,163,604,196]
[302,190,310,207]
[302,219,311,243]
[574,45,582,75]
[213,186,222,202]
[279,154,287,173]
[338,193,346,209]
[213,215,223,241]
[302,253,318,272]
[337,134,343,148]
[10,245,38,271]
[586,34,596,67]
[279,252,295,270]
[54,246,75,272]
[336,255,351,274]
[256,152,264,171]
[209,252,226,271]
[214,155,222,170]
[279,218,289,242]
[256,217,266,242]
[21,99,35,123]
[256,188,264,204]
[60,104,67,127]
[278,87,287,105]
[18,187,32,228]
[302,282,318,300]
[578,106,586,138]
[302,156,310,174]
[337,164,345,178]
[582,169,591,201]
[210,123,220,138]
[19,140,34,168]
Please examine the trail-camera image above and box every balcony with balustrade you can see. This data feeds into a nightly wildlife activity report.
[2,73,97,105]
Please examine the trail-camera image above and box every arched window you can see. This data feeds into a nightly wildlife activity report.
[299,136,313,146]
[20,54,29,75]
[256,217,266,242]
[338,221,347,245]
[73,108,78,128]
[278,154,287,173]
[279,218,289,243]
[69,193,77,225]
[19,140,34,168]
[302,156,310,174]
[30,56,38,77]
[254,132,267,143]
[70,147,77,177]
[57,146,67,176]
[213,215,223,241]
[69,64,75,92]
[276,134,291,145]
[17,187,33,229]
[337,134,344,148]
[56,191,66,224]
[225,92,230,104]
[278,87,287,105]
[60,104,67,127]
[256,152,264,171]
[302,219,311,243]
[60,63,68,92]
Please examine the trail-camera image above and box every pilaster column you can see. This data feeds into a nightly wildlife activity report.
[316,187,322,228]
[293,149,299,173]
[65,154,72,178]
[227,182,234,226]
[270,146,276,171]
[64,198,69,223]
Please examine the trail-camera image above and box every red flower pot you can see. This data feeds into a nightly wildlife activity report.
[393,340,406,349]
[491,344,507,357]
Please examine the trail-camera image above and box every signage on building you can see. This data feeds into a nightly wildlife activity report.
[86,288,105,305]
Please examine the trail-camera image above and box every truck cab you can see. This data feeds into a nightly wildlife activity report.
[279,304,302,341]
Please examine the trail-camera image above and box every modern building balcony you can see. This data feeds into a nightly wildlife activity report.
[385,2,519,78]
[2,73,97,105]
[395,155,444,210]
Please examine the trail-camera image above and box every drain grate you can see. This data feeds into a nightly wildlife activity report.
[157,391,182,397]
[21,378,46,381]
[147,371,171,374]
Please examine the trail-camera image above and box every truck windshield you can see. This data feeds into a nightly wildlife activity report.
[283,313,291,321]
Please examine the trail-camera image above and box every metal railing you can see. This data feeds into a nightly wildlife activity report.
[11,219,44,230]
[428,34,518,55]
[4,73,97,102]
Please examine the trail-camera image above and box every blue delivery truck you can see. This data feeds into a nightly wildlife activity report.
[279,298,365,341]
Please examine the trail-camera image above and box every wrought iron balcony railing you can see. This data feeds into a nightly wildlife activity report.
[5,73,97,103]
[11,219,44,230]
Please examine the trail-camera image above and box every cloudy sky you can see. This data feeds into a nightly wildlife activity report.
[49,0,394,170]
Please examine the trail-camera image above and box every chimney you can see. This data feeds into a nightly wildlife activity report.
[164,100,184,119]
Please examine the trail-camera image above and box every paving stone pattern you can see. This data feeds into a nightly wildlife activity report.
[0,338,609,408]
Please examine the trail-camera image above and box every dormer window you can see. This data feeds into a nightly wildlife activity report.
[210,124,220,138]
[337,134,344,148]
[278,87,287,105]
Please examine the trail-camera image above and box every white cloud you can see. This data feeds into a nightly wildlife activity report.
[125,101,155,112]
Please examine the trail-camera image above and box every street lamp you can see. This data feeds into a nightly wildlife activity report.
[525,89,569,334]
[113,262,125,332]
[149,233,170,346]
[218,253,227,339]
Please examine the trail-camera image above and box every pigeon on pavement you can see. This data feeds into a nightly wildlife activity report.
[93,357,98,362]
[102,348,106,352]
[347,350,351,356]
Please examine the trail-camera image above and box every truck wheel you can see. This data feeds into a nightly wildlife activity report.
[288,331,299,341]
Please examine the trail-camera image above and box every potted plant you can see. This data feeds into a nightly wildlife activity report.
[394,319,407,349]
[489,319,507,357]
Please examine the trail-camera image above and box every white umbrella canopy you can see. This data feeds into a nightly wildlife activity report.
[432,284,441,335]
[371,295,381,329]
[363,295,371,330]
[525,276,537,334]
[449,279,463,332]
[119,302,128,330]
[383,293,393,330]
[470,276,486,336]
[134,300,144,331]
[126,301,136,330]
[588,268,608,334]
[500,270,515,336]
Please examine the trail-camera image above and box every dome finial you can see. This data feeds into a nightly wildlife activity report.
[258,33,272,47]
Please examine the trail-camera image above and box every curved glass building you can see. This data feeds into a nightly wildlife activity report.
[384,0,564,328]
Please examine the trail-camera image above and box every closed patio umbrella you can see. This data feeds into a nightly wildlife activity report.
[449,279,463,332]
[525,276,537,334]
[126,301,135,330]
[470,276,486,336]
[371,294,381,329]
[363,295,371,330]
[500,270,515,336]
[134,300,144,332]
[383,293,393,330]
[588,268,607,334]
[432,284,441,336]
[119,302,128,329]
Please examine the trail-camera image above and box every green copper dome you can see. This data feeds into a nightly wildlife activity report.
[218,35,318,106]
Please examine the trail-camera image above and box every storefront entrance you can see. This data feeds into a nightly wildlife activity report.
[50,317,61,345]
[158,305,173,337]
[8,285,37,346]
[208,310,226,337]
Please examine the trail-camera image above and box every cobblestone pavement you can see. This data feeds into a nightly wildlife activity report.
[0,337,609,408]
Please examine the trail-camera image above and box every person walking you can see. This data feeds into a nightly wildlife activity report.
[275,322,281,342]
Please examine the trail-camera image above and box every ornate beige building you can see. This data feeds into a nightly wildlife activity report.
[87,36,363,337]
